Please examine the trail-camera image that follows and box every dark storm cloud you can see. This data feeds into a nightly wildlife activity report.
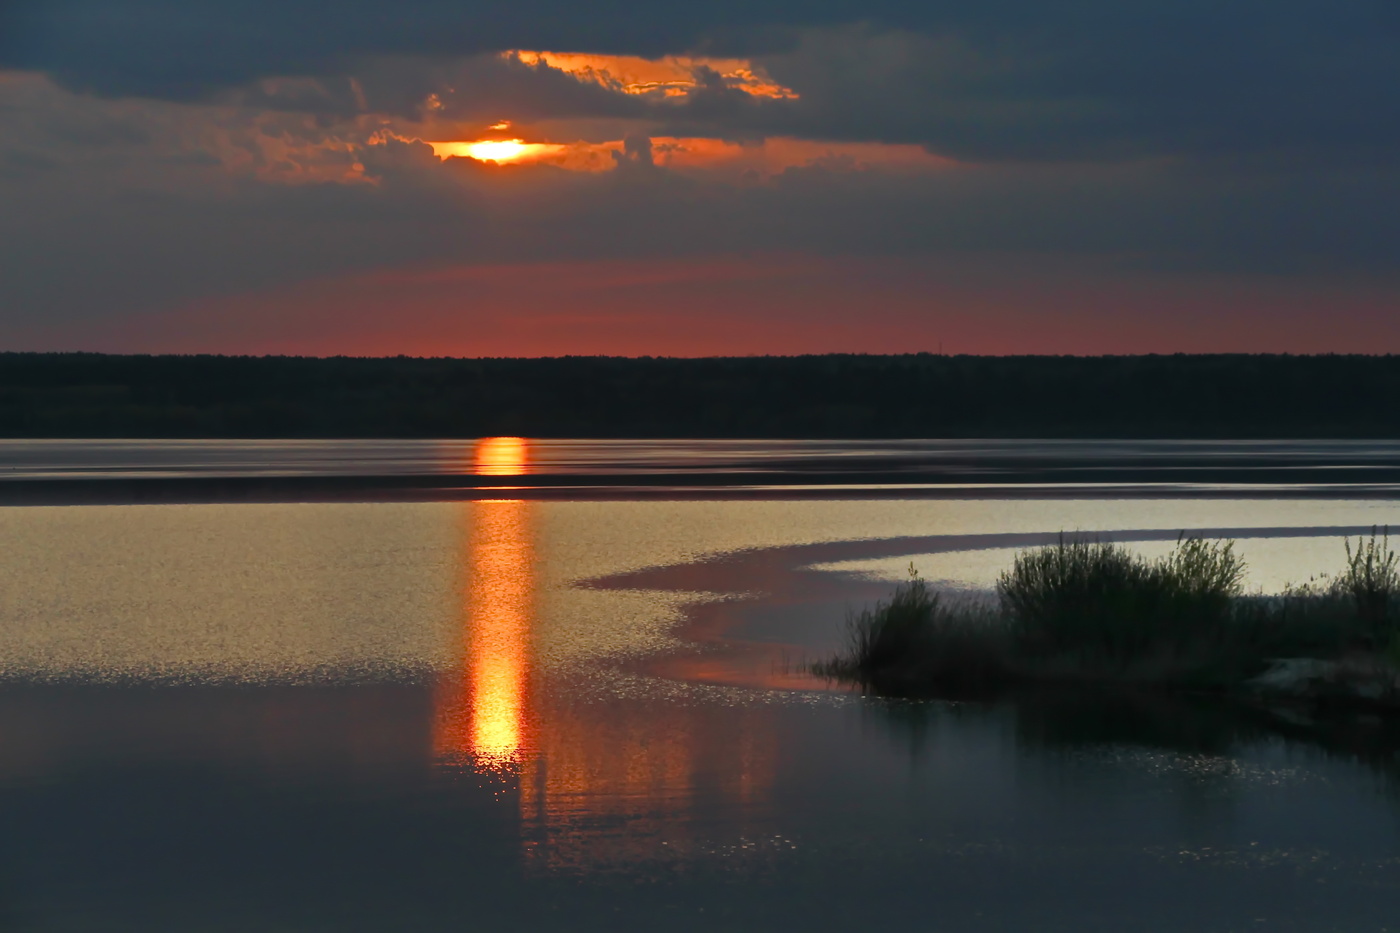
[670,17,1400,164]
[5,0,1400,164]
[0,0,814,99]
[237,55,650,123]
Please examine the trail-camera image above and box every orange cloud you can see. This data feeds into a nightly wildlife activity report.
[509,51,798,100]
[646,136,954,173]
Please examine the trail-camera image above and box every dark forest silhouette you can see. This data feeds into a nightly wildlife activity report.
[1,352,1397,438]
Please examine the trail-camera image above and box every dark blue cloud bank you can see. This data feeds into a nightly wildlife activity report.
[8,0,1398,160]
[1,0,1397,353]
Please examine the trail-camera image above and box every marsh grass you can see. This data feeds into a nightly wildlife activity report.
[1258,527,1400,652]
[816,529,1400,698]
[998,535,1243,664]
[1340,528,1400,644]
[813,566,1006,696]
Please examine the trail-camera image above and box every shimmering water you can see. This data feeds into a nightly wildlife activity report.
[3,444,1400,930]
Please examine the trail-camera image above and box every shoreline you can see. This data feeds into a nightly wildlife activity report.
[817,534,1400,714]
[578,526,1400,697]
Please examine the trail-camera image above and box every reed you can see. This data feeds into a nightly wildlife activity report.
[997,535,1243,663]
[811,567,1007,696]
[1339,527,1400,646]
[816,531,1400,699]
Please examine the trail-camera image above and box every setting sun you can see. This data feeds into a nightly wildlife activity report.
[428,139,564,163]
[463,139,527,162]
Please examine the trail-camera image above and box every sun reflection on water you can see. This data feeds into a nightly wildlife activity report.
[473,436,529,476]
[433,466,786,866]
[434,493,536,773]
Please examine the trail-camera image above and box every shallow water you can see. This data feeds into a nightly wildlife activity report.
[2,449,1400,930]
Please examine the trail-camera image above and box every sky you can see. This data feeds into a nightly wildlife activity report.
[1,0,1398,357]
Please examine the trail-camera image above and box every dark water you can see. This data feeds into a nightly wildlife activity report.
[1,441,1399,931]
[4,438,1400,498]
[5,682,1398,932]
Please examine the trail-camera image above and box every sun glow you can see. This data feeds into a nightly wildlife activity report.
[428,139,566,163]
[463,139,526,162]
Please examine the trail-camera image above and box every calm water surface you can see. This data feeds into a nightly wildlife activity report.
[6,438,1400,496]
[2,440,1400,931]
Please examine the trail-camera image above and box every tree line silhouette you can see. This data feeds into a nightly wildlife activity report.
[0,352,1396,437]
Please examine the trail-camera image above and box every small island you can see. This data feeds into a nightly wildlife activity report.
[814,529,1400,709]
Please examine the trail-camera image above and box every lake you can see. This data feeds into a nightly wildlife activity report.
[1,440,1398,931]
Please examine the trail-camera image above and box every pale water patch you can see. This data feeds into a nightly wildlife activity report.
[0,497,1396,681]
[0,502,465,680]
[809,524,1399,597]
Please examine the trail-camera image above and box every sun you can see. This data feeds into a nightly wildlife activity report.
[463,139,529,162]
[427,139,565,164]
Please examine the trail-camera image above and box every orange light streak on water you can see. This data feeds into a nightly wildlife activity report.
[434,489,536,773]
[466,498,533,768]
[474,436,529,476]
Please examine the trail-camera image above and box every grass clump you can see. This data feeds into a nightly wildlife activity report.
[1340,528,1400,646]
[998,535,1243,663]
[1254,527,1400,655]
[813,565,1005,696]
[816,528,1400,700]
